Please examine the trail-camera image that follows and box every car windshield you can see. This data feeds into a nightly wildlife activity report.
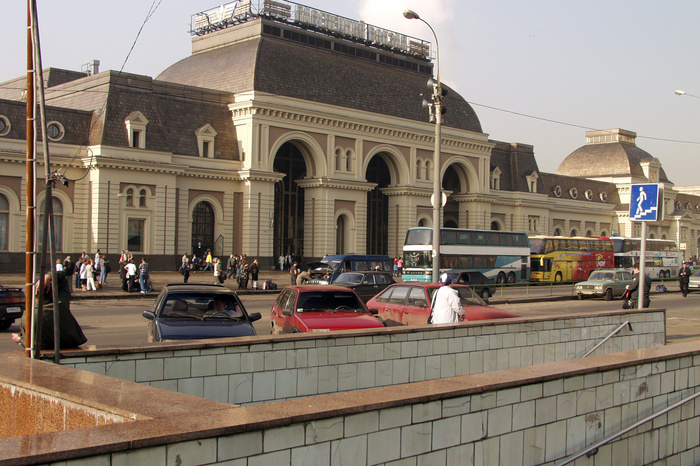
[297,291,366,312]
[334,273,363,284]
[160,294,245,320]
[588,271,614,281]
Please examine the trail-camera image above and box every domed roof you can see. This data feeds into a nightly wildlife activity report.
[556,129,669,181]
[157,22,482,133]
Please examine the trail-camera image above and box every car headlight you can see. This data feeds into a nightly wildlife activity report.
[574,285,582,291]
[594,285,603,291]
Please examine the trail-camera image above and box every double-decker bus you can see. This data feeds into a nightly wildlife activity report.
[529,236,614,282]
[610,237,682,279]
[402,227,530,284]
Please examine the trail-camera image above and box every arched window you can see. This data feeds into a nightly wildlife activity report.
[0,194,8,250]
[490,221,501,231]
[126,188,134,207]
[570,229,578,237]
[336,215,346,254]
[425,160,433,181]
[191,201,215,257]
[345,149,353,172]
[38,196,63,252]
[335,148,342,171]
[139,189,147,207]
[553,228,562,236]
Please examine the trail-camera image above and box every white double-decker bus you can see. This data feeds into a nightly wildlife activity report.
[611,237,683,279]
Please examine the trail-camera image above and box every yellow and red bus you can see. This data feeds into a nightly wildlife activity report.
[528,236,614,282]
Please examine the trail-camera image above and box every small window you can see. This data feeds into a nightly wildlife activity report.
[0,115,10,136]
[569,187,578,199]
[600,192,608,202]
[126,188,134,206]
[585,189,593,200]
[686,202,692,210]
[139,189,147,207]
[675,201,682,211]
[553,185,562,197]
[46,121,65,141]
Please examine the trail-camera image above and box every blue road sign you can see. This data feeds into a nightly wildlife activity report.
[630,183,659,222]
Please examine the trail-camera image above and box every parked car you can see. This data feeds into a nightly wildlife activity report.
[0,284,25,331]
[270,285,385,334]
[688,269,700,292]
[573,268,634,300]
[446,271,496,300]
[142,283,261,342]
[366,283,519,327]
[332,271,395,302]
[306,254,393,284]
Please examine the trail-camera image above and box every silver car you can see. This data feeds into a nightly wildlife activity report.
[688,269,700,292]
[574,269,634,301]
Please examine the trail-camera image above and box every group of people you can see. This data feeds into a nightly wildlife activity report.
[392,257,404,277]
[56,251,111,292]
[180,253,262,290]
[118,256,151,293]
[278,254,302,271]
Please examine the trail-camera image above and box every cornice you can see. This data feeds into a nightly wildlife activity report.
[230,103,493,154]
[295,177,376,191]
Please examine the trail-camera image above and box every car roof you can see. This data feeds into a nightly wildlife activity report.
[162,283,234,293]
[283,285,356,292]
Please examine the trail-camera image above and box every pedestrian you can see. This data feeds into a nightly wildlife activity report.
[239,260,250,289]
[125,259,137,292]
[204,250,213,271]
[679,261,691,297]
[180,257,191,283]
[11,270,87,350]
[100,254,109,285]
[626,262,651,308]
[429,273,465,324]
[85,259,97,291]
[296,268,312,285]
[139,257,150,293]
[73,258,82,290]
[290,261,300,285]
[250,259,260,289]
[279,255,285,271]
[63,256,75,293]
[397,257,403,276]
[213,257,225,284]
[226,254,236,279]
[55,258,64,272]
[79,259,88,291]
[119,261,128,291]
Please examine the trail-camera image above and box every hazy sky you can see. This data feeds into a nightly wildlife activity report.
[2,0,699,186]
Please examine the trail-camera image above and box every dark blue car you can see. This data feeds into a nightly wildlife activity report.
[142,283,261,342]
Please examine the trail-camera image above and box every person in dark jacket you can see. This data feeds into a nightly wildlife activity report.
[626,263,651,308]
[679,261,691,297]
[62,256,75,292]
[250,259,260,289]
[11,271,87,350]
[239,260,250,289]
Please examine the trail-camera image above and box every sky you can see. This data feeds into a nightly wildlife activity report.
[2,0,699,186]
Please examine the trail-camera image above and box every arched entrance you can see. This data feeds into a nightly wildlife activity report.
[274,142,306,261]
[490,221,501,230]
[335,214,347,254]
[191,201,214,257]
[366,155,390,255]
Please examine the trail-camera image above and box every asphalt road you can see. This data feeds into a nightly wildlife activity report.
[1,289,697,352]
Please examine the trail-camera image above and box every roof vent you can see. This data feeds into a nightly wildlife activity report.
[81,59,101,76]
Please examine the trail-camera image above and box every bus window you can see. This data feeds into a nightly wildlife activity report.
[473,232,486,245]
[441,230,457,245]
[457,231,471,244]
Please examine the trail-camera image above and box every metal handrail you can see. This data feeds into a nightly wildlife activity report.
[581,321,632,358]
[556,389,700,465]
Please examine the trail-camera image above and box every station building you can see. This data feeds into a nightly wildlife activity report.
[0,0,698,271]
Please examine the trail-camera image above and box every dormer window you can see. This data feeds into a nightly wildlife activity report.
[46,121,65,142]
[526,171,538,193]
[569,187,578,199]
[553,185,562,198]
[491,166,501,190]
[0,115,10,137]
[195,124,217,158]
[125,111,149,149]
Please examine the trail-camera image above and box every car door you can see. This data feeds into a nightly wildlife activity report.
[403,286,429,326]
[375,285,410,324]
[354,274,376,302]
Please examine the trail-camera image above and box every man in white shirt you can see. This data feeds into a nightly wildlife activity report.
[431,273,464,324]
[125,259,138,292]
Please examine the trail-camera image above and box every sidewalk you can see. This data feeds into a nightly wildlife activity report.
[0,269,293,299]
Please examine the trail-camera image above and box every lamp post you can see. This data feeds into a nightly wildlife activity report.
[403,9,443,283]
[675,89,700,100]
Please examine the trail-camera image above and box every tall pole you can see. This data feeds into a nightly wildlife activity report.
[404,10,443,282]
[25,0,36,356]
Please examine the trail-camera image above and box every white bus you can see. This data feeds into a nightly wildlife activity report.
[611,237,683,279]
[401,227,530,284]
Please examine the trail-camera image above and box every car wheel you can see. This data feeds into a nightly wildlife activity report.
[604,288,613,301]
[481,288,490,299]
[0,319,12,331]
[577,294,583,300]
[555,272,563,282]
[507,272,516,284]
[496,273,506,284]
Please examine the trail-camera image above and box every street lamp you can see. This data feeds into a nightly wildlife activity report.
[675,89,700,100]
[404,9,444,283]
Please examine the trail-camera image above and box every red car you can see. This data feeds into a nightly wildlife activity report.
[366,283,519,326]
[270,285,385,334]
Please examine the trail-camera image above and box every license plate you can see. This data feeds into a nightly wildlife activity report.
[6,307,21,313]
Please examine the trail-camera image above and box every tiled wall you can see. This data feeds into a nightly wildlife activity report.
[22,343,700,465]
[62,310,665,405]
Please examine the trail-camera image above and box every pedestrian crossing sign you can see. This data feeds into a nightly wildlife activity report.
[630,183,659,222]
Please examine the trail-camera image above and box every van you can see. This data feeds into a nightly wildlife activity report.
[307,255,393,284]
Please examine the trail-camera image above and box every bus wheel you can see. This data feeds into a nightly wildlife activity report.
[555,272,563,282]
[507,272,516,284]
[496,273,506,284]
[604,288,613,301]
